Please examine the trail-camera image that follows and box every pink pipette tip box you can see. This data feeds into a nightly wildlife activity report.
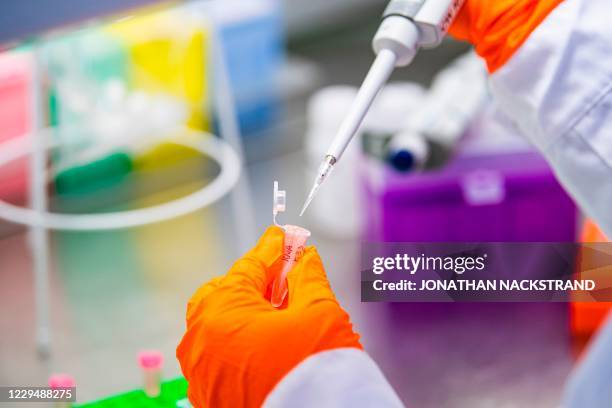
[48,374,75,389]
[138,350,164,369]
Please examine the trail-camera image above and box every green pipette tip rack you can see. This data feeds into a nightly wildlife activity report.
[76,377,189,408]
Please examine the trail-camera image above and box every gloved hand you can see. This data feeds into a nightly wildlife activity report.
[449,0,564,72]
[176,226,362,408]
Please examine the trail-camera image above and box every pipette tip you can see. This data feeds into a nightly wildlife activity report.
[300,155,336,217]
[299,184,318,217]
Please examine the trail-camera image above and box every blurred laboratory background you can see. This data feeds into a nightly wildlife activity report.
[0,0,609,407]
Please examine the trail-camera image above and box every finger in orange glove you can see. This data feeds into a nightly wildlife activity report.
[449,0,564,73]
[176,226,362,408]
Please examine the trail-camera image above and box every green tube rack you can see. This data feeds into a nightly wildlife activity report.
[76,377,189,408]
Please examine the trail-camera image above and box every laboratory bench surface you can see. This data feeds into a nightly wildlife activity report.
[0,149,574,407]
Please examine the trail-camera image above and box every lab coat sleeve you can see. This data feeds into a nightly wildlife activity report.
[489,0,612,237]
[263,348,404,408]
[561,313,612,408]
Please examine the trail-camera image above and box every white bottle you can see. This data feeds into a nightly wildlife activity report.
[361,82,426,162]
[394,51,489,168]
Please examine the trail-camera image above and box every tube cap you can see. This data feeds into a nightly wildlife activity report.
[138,350,164,369]
[48,374,75,389]
[273,181,286,225]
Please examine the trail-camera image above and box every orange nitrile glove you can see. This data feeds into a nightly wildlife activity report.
[176,226,362,408]
[449,0,564,73]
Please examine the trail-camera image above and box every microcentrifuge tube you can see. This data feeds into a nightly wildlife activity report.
[271,224,311,307]
[137,350,163,398]
[271,181,311,308]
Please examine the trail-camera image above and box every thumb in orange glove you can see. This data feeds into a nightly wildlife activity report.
[176,226,362,408]
[449,0,564,73]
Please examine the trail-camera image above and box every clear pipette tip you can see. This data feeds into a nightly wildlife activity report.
[300,155,336,216]
[299,182,320,217]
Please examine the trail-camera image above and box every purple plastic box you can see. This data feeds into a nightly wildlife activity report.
[360,148,577,404]
[362,150,577,242]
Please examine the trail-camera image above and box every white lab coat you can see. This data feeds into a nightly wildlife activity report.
[265,0,612,406]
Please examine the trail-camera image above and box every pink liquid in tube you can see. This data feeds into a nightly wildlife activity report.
[271,224,311,308]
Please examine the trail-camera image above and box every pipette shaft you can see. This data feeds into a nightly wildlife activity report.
[301,0,464,216]
[326,48,397,161]
[299,49,398,217]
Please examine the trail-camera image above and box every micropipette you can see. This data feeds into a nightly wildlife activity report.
[300,0,465,216]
